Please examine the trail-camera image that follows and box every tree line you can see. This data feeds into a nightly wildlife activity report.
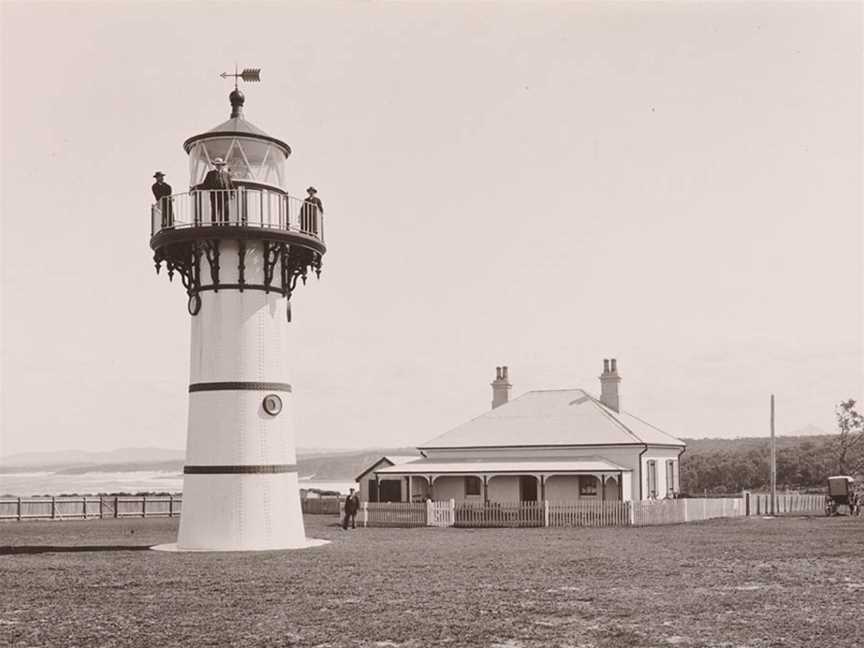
[680,399,863,495]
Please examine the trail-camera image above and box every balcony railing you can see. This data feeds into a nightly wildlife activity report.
[150,188,324,242]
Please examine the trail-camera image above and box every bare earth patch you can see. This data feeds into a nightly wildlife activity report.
[1,515,862,647]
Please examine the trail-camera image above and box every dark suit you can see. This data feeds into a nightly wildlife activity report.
[342,493,359,529]
[300,195,323,234]
[151,181,173,227]
[200,169,234,224]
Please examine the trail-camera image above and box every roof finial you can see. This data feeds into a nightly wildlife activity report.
[219,67,261,118]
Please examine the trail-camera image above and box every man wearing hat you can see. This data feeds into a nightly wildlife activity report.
[151,172,173,227]
[300,186,323,235]
[200,157,234,224]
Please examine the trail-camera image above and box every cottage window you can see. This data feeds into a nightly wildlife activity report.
[647,460,657,498]
[379,480,402,503]
[579,475,598,496]
[666,459,675,493]
[465,476,482,496]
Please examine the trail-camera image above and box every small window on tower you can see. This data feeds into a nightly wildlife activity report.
[465,476,482,496]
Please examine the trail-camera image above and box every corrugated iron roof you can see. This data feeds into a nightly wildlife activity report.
[419,389,684,449]
[375,457,631,475]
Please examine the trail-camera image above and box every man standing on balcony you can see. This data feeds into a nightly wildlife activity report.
[300,186,323,235]
[200,157,234,224]
[151,172,173,227]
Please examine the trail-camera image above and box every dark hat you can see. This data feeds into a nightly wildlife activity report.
[213,157,226,166]
[307,186,317,193]
[153,171,165,178]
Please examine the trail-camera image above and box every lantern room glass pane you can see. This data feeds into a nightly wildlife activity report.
[188,137,287,190]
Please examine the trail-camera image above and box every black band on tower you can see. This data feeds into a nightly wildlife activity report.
[189,382,293,393]
[183,464,298,474]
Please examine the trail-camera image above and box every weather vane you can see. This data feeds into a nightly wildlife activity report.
[219,66,261,90]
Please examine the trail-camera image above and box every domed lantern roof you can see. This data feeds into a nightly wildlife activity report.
[183,90,291,191]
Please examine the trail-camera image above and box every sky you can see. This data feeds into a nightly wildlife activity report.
[1,1,861,457]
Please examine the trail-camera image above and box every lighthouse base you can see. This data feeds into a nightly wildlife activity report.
[151,537,329,552]
[172,472,313,552]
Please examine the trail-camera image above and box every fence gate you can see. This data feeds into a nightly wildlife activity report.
[428,500,454,527]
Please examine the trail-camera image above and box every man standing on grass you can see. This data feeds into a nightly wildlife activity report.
[342,488,360,530]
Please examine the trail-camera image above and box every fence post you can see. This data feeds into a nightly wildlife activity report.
[99,496,104,519]
[51,496,56,520]
[544,500,550,527]
[83,497,88,520]
[169,494,174,518]
[17,497,22,521]
[449,499,455,527]
[142,495,147,518]
[742,491,750,516]
[426,499,433,526]
[114,495,119,519]
[362,501,368,528]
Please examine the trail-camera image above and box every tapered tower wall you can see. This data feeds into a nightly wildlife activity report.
[177,241,306,550]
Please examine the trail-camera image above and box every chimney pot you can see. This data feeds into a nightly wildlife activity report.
[491,365,511,409]
[599,357,621,412]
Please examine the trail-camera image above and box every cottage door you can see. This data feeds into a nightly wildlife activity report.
[519,476,538,502]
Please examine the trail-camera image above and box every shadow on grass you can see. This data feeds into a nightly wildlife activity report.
[1,545,154,555]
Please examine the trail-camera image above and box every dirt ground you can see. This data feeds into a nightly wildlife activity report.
[1,514,862,648]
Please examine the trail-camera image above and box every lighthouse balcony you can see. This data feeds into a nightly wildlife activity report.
[150,187,324,249]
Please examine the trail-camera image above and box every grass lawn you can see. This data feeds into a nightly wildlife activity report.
[1,514,862,648]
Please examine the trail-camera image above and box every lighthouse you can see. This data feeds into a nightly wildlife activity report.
[150,78,326,551]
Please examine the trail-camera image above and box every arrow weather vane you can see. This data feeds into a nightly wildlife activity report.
[220,66,261,90]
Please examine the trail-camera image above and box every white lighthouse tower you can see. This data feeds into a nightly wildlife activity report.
[150,79,327,551]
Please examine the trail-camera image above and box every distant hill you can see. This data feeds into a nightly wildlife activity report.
[0,447,185,467]
[0,446,420,481]
[4,433,853,494]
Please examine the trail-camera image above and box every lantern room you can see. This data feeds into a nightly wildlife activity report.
[183,89,291,191]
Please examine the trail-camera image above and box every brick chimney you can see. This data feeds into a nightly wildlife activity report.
[491,366,511,409]
[599,358,621,412]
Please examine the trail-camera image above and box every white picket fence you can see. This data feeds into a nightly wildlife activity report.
[548,501,631,527]
[746,493,824,516]
[351,497,750,529]
[631,497,743,526]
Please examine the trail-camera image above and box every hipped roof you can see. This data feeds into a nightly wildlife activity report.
[375,457,631,475]
[419,389,684,450]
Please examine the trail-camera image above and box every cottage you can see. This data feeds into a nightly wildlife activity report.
[357,360,685,504]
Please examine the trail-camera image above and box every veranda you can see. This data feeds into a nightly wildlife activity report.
[347,494,825,529]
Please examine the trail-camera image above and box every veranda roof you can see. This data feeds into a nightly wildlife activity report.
[419,389,684,450]
[375,457,631,476]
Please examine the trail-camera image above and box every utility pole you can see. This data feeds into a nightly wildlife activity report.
[770,394,776,516]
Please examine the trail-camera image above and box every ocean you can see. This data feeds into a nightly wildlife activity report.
[0,470,356,497]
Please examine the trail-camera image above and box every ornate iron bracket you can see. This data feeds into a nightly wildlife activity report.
[263,242,283,293]
[202,240,221,291]
[238,239,246,291]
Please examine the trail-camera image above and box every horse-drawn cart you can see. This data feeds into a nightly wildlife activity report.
[825,476,859,516]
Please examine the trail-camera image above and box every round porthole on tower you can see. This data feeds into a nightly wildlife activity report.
[262,394,283,416]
